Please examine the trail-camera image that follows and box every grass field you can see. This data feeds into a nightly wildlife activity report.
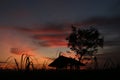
[0,68,119,80]
[0,54,120,80]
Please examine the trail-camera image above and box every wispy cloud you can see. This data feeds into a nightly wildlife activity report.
[32,33,68,48]
[18,23,71,34]
[75,16,120,26]
[15,24,71,48]
[39,40,67,48]
[33,34,67,41]
[1,16,120,49]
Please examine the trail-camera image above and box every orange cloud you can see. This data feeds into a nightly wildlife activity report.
[4,18,120,49]
[32,33,68,48]
[18,27,70,35]
[33,34,67,41]
[0,25,69,49]
[10,48,37,56]
[39,40,67,48]
[17,25,70,48]
[0,26,17,30]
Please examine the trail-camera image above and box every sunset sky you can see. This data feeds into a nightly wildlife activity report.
[0,0,120,65]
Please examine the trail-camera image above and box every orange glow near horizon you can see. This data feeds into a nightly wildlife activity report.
[0,25,105,70]
[0,52,54,70]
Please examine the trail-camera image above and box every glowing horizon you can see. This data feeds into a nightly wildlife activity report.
[0,0,120,70]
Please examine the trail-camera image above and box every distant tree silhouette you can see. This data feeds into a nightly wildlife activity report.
[66,25,104,69]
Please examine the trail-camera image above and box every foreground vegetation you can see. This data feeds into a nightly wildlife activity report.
[0,68,120,80]
[0,54,120,80]
[0,53,119,80]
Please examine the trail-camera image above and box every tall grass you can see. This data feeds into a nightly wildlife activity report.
[14,58,19,70]
[2,56,14,69]
[102,58,116,70]
[13,54,37,71]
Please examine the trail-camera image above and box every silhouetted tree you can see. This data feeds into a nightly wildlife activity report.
[66,25,104,69]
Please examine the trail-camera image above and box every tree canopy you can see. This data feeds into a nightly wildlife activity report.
[66,25,104,60]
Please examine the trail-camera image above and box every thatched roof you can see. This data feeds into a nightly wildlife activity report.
[48,56,85,68]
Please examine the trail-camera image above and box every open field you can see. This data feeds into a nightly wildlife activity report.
[0,54,120,80]
[0,69,120,80]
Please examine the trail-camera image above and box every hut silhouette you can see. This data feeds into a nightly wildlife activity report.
[48,55,85,70]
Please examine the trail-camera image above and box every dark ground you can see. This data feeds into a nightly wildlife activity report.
[0,69,119,80]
